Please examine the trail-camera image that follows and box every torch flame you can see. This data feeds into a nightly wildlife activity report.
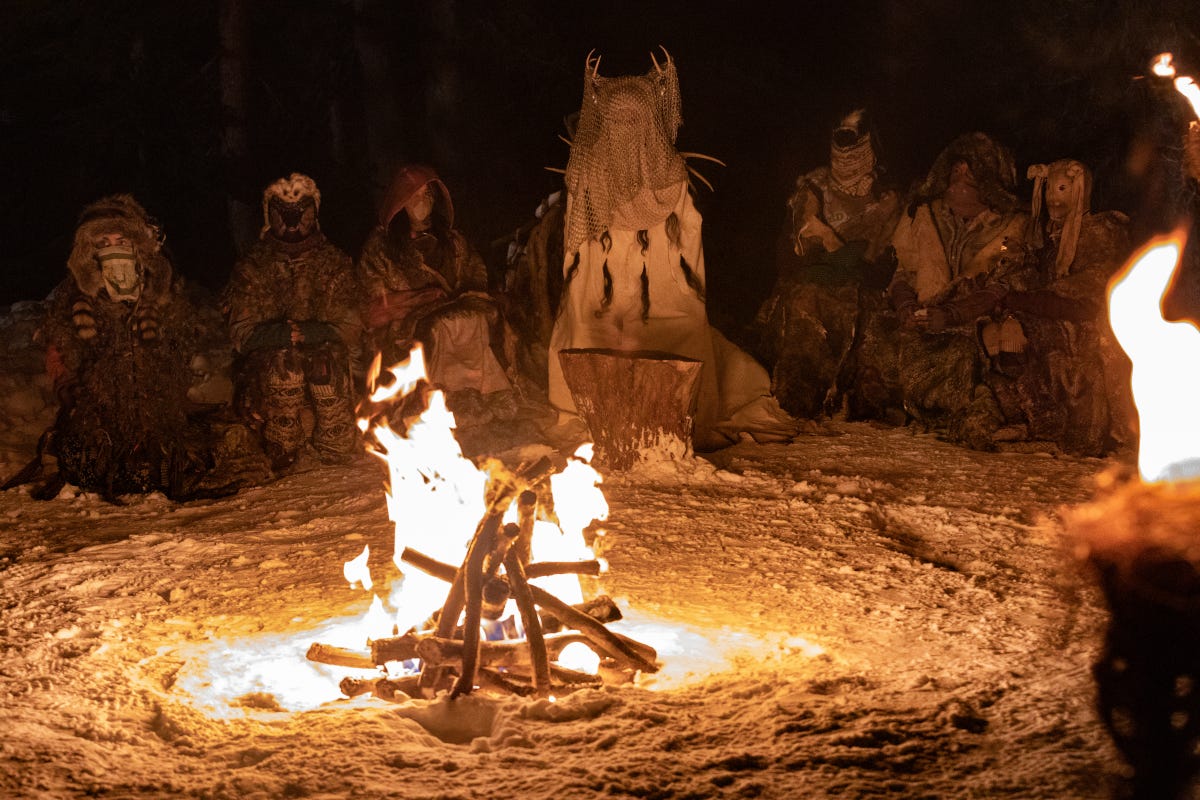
[1152,52,1200,119]
[1176,77,1200,120]
[1107,230,1200,482]
[1153,52,1177,78]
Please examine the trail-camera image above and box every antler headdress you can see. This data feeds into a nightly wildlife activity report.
[563,47,690,256]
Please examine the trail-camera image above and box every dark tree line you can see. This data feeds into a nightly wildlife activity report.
[2,0,1198,323]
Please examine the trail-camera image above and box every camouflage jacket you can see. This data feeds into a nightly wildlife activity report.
[357,225,489,333]
[223,233,362,359]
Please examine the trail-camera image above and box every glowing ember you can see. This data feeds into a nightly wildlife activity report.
[1107,230,1200,482]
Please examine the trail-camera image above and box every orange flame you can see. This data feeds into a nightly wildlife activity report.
[1153,52,1177,78]
[1151,52,1200,119]
[1107,229,1200,482]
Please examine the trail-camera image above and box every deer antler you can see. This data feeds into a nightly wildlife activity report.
[678,152,727,167]
[651,45,672,74]
[585,49,602,78]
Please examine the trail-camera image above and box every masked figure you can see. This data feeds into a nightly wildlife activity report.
[549,51,795,449]
[749,109,902,419]
[358,164,519,431]
[886,132,1030,448]
[35,196,209,498]
[978,158,1134,455]
[223,174,362,469]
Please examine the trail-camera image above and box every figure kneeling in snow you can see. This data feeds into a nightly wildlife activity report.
[548,50,796,450]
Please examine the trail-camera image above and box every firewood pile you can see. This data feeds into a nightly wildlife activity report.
[306,456,659,701]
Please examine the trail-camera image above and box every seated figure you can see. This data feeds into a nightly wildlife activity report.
[980,158,1134,455]
[222,173,363,469]
[358,164,520,434]
[885,132,1030,449]
[29,196,252,499]
[548,50,796,451]
[749,108,902,419]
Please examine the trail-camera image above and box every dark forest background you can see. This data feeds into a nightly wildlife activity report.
[3,0,1199,331]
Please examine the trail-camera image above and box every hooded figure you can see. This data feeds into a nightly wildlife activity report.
[358,163,519,434]
[884,133,1030,449]
[35,195,207,498]
[222,173,363,469]
[549,51,796,451]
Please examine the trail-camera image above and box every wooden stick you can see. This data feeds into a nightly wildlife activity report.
[524,560,602,579]
[484,522,521,580]
[368,631,422,665]
[448,513,508,699]
[419,515,496,697]
[527,584,659,673]
[415,631,592,669]
[339,675,423,701]
[401,547,599,583]
[401,548,622,631]
[514,489,538,566]
[478,667,535,697]
[501,663,604,687]
[306,642,376,670]
[505,548,552,695]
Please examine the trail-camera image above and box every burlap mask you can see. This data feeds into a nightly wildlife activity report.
[563,51,688,256]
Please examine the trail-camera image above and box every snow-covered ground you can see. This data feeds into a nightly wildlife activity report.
[0,404,1131,799]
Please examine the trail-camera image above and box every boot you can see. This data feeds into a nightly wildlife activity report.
[306,346,358,464]
[261,351,307,470]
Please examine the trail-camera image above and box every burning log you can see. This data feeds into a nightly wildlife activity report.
[317,373,654,701]
[502,548,551,693]
[540,595,620,632]
[339,675,422,701]
[306,642,376,670]
[400,546,601,584]
[557,348,703,470]
[400,548,624,632]
[369,631,422,665]
[525,582,658,673]
[524,560,603,579]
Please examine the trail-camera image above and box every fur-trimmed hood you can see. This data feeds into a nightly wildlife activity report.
[66,195,174,305]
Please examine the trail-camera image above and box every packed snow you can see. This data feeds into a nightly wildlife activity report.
[0,300,1132,799]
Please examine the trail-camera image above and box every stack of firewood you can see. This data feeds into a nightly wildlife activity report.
[307,456,658,701]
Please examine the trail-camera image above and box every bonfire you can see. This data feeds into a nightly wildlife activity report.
[305,345,659,701]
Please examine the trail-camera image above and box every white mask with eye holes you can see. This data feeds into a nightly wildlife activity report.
[97,244,143,301]
[405,185,435,230]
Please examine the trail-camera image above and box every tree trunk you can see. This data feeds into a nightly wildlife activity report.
[557,348,703,470]
[218,0,257,256]
[351,0,405,193]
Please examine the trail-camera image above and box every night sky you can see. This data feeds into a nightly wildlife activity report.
[3,1,1199,330]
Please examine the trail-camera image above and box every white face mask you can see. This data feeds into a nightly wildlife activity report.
[405,185,435,228]
[97,244,142,301]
